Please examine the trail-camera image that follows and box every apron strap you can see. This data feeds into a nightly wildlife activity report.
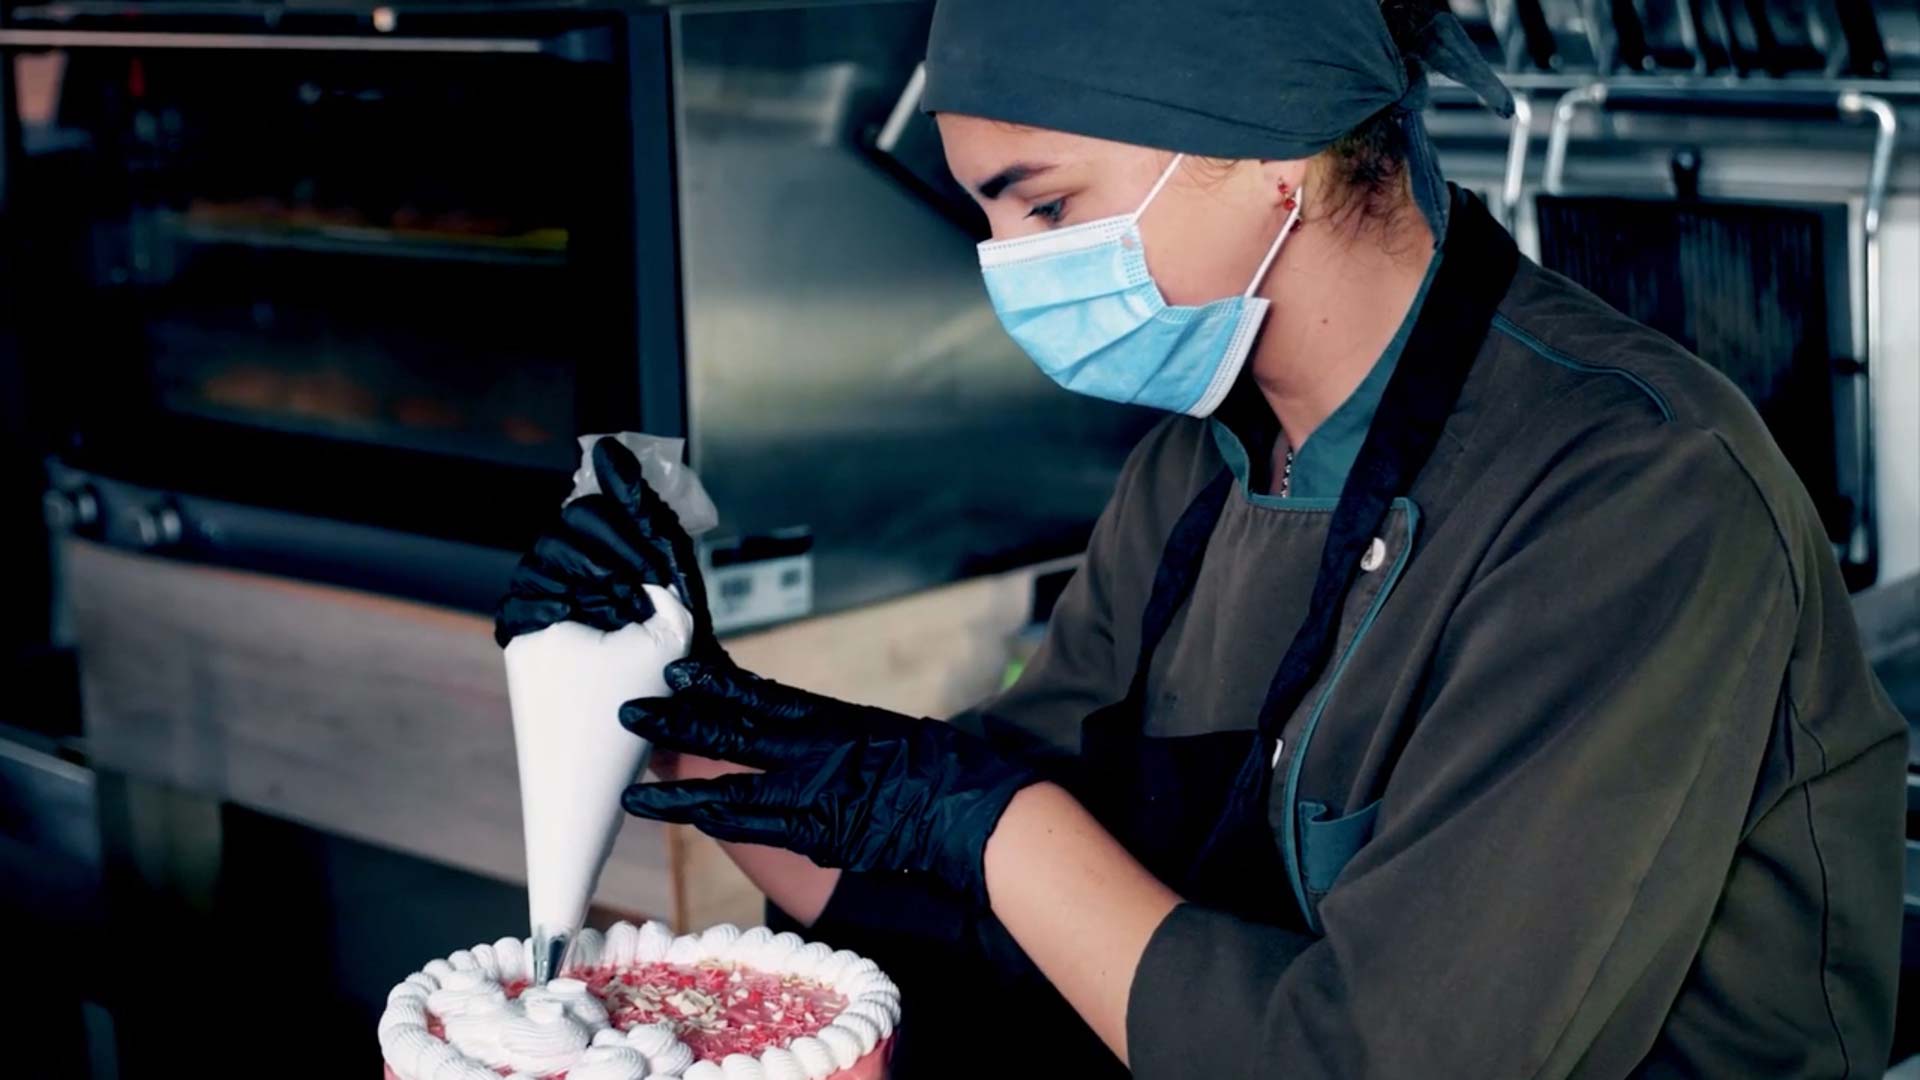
[1191,189,1522,880]
[1122,470,1237,705]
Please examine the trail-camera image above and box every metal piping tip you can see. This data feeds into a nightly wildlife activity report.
[532,929,572,985]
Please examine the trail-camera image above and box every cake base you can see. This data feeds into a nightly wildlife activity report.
[382,1035,892,1080]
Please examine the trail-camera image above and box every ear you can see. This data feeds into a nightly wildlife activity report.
[1257,159,1312,210]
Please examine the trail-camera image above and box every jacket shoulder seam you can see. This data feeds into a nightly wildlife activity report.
[1700,428,1804,611]
[1492,313,1676,422]
[1788,695,1854,1077]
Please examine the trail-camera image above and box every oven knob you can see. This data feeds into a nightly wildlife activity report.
[43,485,104,537]
[129,501,185,550]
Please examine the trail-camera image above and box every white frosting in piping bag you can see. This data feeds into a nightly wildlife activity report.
[507,590,692,983]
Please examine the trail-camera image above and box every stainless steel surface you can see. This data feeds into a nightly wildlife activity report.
[671,1,1152,620]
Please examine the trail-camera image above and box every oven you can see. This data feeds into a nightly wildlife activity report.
[2,5,683,612]
[3,0,1157,631]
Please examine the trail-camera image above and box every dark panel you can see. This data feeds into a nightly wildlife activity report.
[1536,194,1853,543]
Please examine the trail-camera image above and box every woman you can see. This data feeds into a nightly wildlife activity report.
[498,0,1906,1074]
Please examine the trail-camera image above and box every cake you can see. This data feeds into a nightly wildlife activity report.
[379,921,898,1080]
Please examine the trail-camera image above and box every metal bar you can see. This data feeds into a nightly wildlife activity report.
[1544,81,1608,195]
[1838,91,1897,571]
[1435,71,1920,101]
[0,28,549,55]
[1840,91,1899,243]
[876,61,927,155]
[1502,94,1536,231]
[1543,79,1900,191]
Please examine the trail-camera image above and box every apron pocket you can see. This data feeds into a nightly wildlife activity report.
[1299,798,1383,897]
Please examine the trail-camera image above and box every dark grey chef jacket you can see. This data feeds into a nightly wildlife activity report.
[815,204,1906,1078]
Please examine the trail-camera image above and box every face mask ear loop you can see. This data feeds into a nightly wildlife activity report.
[1244,186,1305,299]
[1129,153,1188,224]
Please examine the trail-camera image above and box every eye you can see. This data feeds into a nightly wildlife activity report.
[1026,198,1067,225]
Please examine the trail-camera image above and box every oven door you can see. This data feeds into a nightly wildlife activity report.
[2,10,682,608]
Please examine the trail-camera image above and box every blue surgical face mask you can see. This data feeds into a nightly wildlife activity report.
[977,154,1302,417]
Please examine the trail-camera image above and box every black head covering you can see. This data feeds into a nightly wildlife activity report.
[922,0,1512,236]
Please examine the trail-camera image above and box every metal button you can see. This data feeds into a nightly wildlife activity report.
[1360,537,1388,573]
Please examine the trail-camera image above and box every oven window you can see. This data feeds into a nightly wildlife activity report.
[11,40,625,474]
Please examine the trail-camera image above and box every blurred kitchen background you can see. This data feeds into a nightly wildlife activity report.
[0,0,1915,1074]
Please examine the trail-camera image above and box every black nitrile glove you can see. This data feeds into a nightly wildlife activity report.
[494,437,719,657]
[619,659,1039,908]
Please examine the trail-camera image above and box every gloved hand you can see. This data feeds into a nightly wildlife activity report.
[494,437,719,658]
[619,659,1039,908]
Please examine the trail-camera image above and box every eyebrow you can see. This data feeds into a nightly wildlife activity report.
[976,162,1055,200]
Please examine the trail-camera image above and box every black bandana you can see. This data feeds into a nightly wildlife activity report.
[922,0,1513,236]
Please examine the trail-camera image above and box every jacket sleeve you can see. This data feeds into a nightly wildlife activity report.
[813,422,1169,965]
[1127,422,1813,1079]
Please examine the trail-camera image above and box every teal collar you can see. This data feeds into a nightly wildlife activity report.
[1210,247,1443,504]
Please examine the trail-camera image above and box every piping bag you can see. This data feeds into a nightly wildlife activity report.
[503,433,719,984]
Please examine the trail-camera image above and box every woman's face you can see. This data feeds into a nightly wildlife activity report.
[937,113,1306,307]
